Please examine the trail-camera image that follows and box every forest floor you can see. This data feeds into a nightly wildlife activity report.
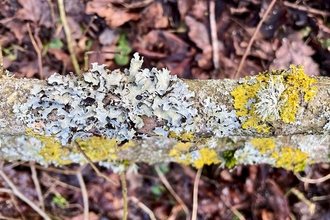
[1,0,330,219]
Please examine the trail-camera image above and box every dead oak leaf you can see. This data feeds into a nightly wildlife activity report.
[86,1,139,29]
[16,0,52,28]
[270,33,319,76]
[140,2,168,29]
[185,16,211,54]
[3,19,27,43]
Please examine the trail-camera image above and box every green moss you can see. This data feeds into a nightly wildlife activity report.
[231,65,316,132]
[222,150,237,168]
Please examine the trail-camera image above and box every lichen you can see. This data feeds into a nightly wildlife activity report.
[271,147,307,173]
[231,64,316,133]
[233,137,309,173]
[234,142,274,165]
[169,131,195,142]
[76,137,118,161]
[250,138,276,154]
[14,53,198,146]
[168,142,222,168]
[192,148,221,168]
[26,128,72,166]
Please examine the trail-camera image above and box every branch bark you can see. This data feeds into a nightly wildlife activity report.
[0,57,329,173]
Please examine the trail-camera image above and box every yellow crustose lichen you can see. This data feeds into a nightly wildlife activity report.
[26,128,72,165]
[271,147,308,173]
[231,65,316,133]
[76,137,118,162]
[168,142,222,168]
[26,128,119,165]
[250,138,276,154]
[249,137,308,173]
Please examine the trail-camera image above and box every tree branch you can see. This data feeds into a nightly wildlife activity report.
[0,53,329,173]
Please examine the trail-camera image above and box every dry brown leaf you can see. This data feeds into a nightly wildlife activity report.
[16,0,52,28]
[140,2,168,29]
[86,1,139,29]
[191,1,207,20]
[99,28,119,45]
[20,60,39,78]
[3,20,27,43]
[233,37,274,60]
[270,33,319,76]
[68,212,99,220]
[185,16,211,53]
[177,0,194,19]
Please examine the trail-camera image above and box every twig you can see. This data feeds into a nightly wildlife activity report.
[283,1,330,17]
[21,163,80,175]
[82,16,96,37]
[296,172,330,184]
[234,0,277,79]
[75,141,118,185]
[286,188,315,215]
[0,41,3,77]
[76,167,89,220]
[29,162,45,211]
[46,0,56,26]
[26,23,43,79]
[58,0,81,76]
[120,171,128,220]
[154,165,190,218]
[0,169,52,220]
[0,214,21,220]
[129,196,156,220]
[221,195,246,220]
[191,167,202,220]
[0,188,26,220]
[209,0,219,70]
[10,193,27,220]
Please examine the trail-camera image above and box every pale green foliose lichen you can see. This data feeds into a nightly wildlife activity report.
[14,53,240,148]
[14,53,199,145]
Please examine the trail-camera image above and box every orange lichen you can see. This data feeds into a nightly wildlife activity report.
[231,65,316,132]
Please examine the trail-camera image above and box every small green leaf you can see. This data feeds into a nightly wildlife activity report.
[223,150,237,169]
[52,194,68,208]
[151,185,164,196]
[85,39,93,51]
[159,163,170,174]
[114,32,131,66]
[114,54,130,66]
[49,38,63,49]
[114,45,131,65]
